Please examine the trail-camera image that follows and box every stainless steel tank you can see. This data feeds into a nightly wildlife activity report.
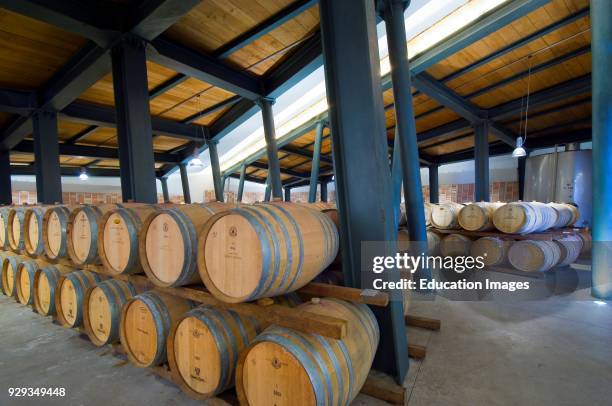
[524,149,592,227]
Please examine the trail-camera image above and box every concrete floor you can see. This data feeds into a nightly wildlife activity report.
[1,290,611,405]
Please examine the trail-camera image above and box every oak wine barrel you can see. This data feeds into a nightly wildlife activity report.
[296,202,339,227]
[67,204,122,265]
[55,270,103,327]
[430,203,463,230]
[439,234,473,257]
[83,279,137,346]
[493,202,558,234]
[33,264,74,316]
[24,206,48,257]
[98,205,160,275]
[554,235,583,267]
[236,298,379,406]
[15,259,46,306]
[457,202,503,231]
[427,230,441,256]
[42,205,73,261]
[167,306,262,399]
[0,208,9,250]
[198,202,339,303]
[8,207,26,252]
[470,237,511,267]
[140,203,230,287]
[119,291,193,368]
[1,254,20,297]
[548,203,580,228]
[507,240,561,272]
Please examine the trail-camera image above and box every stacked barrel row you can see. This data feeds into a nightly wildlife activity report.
[1,201,380,404]
[427,201,581,234]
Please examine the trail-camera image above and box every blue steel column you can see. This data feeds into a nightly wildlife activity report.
[284,186,291,202]
[179,163,191,204]
[208,140,224,202]
[160,177,170,203]
[237,163,246,202]
[429,164,439,204]
[32,111,62,203]
[390,129,403,229]
[320,181,328,202]
[319,0,408,382]
[308,121,325,202]
[0,149,10,204]
[258,98,283,199]
[111,36,157,203]
[474,120,490,201]
[264,174,271,202]
[382,0,429,278]
[591,0,612,299]
[517,155,526,200]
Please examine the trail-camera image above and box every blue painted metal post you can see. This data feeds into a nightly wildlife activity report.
[179,163,191,204]
[308,121,324,202]
[264,175,271,202]
[208,140,224,202]
[258,98,283,199]
[320,181,328,202]
[237,163,246,202]
[284,186,291,202]
[32,111,62,203]
[0,149,12,204]
[390,128,403,230]
[319,0,409,382]
[591,0,612,299]
[474,120,490,201]
[517,155,526,200]
[160,177,169,203]
[382,0,429,270]
[111,36,157,203]
[429,164,439,204]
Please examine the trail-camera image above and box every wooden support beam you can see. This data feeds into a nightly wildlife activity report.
[405,314,442,331]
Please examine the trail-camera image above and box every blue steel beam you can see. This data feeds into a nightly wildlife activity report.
[10,165,121,177]
[182,95,242,124]
[32,111,62,203]
[213,0,318,59]
[179,163,191,203]
[0,89,38,115]
[308,121,324,202]
[0,150,10,204]
[160,177,170,202]
[474,120,490,201]
[126,0,202,41]
[237,164,246,202]
[280,144,334,164]
[429,164,439,204]
[149,74,188,100]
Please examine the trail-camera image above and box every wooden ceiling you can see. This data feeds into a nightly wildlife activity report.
[0,0,592,181]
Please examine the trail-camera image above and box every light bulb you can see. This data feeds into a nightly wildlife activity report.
[79,169,89,180]
[512,137,526,158]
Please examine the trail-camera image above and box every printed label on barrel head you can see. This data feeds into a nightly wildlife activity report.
[73,211,91,262]
[175,317,220,394]
[103,213,130,273]
[60,280,77,325]
[48,212,62,256]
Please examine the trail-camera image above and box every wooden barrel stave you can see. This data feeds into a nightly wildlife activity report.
[24,207,47,257]
[1,254,20,297]
[554,235,583,267]
[15,260,43,305]
[167,306,262,399]
[42,205,72,261]
[430,203,463,230]
[120,291,193,368]
[0,208,10,250]
[67,204,122,265]
[83,279,137,346]
[470,237,511,267]
[198,202,339,303]
[440,234,473,257]
[458,202,503,231]
[508,240,561,272]
[8,208,26,252]
[236,298,379,406]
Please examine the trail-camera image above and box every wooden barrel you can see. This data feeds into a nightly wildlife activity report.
[97,205,160,275]
[457,202,503,231]
[42,205,72,261]
[83,279,137,346]
[470,237,511,267]
[67,204,121,265]
[198,202,339,303]
[554,235,583,267]
[119,291,193,368]
[439,234,473,257]
[15,259,45,306]
[493,202,557,234]
[23,206,48,257]
[55,270,103,327]
[427,230,441,256]
[296,202,339,227]
[399,202,433,228]
[140,203,231,287]
[0,207,9,250]
[167,306,262,399]
[508,240,561,272]
[577,230,592,258]
[430,203,463,230]
[8,207,26,252]
[33,264,74,316]
[548,203,580,228]
[1,254,20,297]
[236,298,379,406]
